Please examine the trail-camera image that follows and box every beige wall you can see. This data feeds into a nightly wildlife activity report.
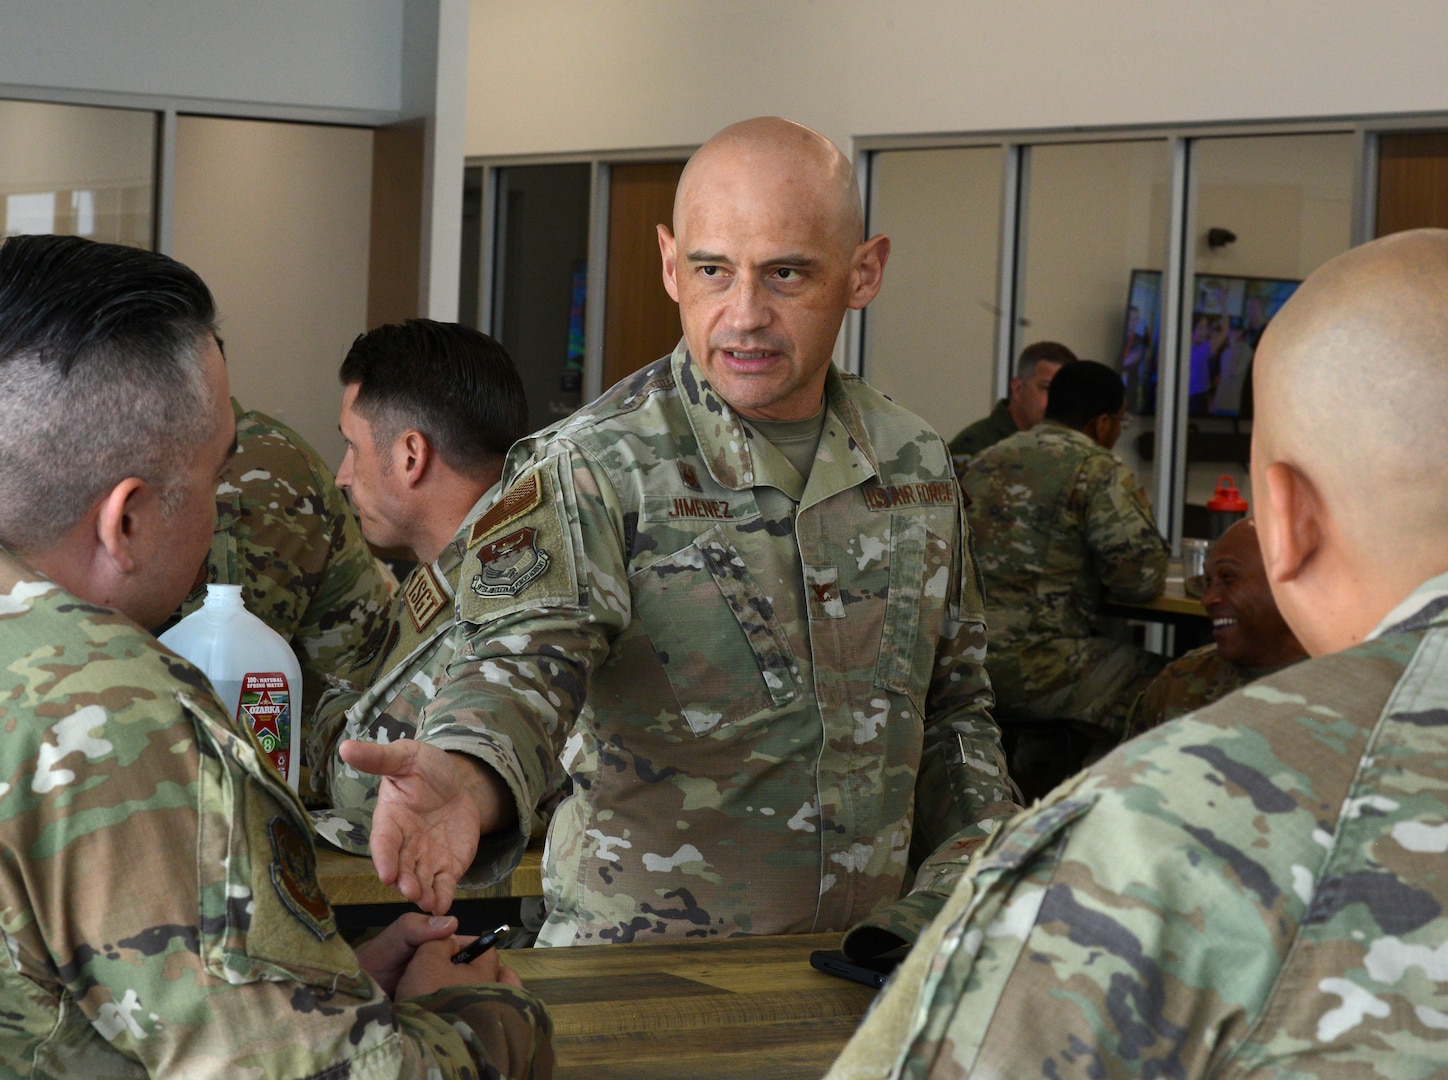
[172,116,373,469]
[467,0,1448,159]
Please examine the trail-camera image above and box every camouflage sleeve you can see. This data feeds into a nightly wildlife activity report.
[0,634,546,1077]
[420,447,627,876]
[828,678,1364,1079]
[845,499,1018,955]
[910,501,1018,859]
[1084,455,1169,603]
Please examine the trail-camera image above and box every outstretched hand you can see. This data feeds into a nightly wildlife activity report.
[339,738,516,916]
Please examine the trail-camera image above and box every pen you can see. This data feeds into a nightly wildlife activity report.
[450,923,511,965]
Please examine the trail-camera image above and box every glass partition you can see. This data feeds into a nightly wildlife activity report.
[1019,139,1172,498]
[1179,132,1354,534]
[863,146,1004,445]
[490,163,592,429]
[0,99,156,247]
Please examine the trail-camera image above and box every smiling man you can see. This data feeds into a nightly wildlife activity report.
[1124,517,1306,738]
[393,116,1017,948]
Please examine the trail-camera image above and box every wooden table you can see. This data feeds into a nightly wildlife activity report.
[315,844,544,905]
[1100,567,1211,654]
[316,844,544,932]
[506,933,875,1080]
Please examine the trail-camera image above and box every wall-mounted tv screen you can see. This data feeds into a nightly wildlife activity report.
[1120,269,1300,417]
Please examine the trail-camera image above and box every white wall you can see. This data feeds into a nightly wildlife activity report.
[467,0,1448,158]
[172,117,374,470]
[0,1,404,122]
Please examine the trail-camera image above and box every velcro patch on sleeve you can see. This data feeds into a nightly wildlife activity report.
[402,561,448,632]
[459,458,581,623]
[469,472,542,548]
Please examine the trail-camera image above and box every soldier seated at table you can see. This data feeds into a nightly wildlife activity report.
[160,394,394,790]
[1124,517,1306,739]
[0,234,549,1078]
[307,320,540,917]
[958,359,1169,761]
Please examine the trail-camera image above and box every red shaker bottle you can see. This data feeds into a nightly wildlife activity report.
[1206,475,1249,539]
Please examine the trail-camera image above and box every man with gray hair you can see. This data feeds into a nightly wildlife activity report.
[0,235,550,1077]
[946,340,1077,462]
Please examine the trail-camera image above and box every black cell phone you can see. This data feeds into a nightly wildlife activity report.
[809,946,909,989]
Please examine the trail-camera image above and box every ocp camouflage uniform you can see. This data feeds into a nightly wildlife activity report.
[826,573,1448,1080]
[959,421,1168,734]
[168,400,392,760]
[945,398,1016,464]
[308,486,559,882]
[444,343,1017,948]
[0,548,552,1078]
[1123,642,1303,739]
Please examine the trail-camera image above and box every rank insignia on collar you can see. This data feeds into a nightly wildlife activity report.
[471,526,550,598]
[402,562,448,632]
[267,815,335,940]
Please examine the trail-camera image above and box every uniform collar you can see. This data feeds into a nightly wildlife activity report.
[1368,570,1448,639]
[672,340,880,494]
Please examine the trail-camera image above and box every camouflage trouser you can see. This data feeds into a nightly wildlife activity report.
[1008,640,1164,738]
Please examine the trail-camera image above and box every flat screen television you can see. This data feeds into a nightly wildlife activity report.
[1120,269,1300,417]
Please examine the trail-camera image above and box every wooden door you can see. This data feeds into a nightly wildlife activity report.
[602,161,686,389]
[1377,132,1448,236]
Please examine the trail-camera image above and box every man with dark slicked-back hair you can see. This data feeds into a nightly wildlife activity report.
[307,319,546,919]
[0,240,550,1078]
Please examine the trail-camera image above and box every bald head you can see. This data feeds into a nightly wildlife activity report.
[658,117,889,421]
[1251,228,1448,653]
[675,117,864,254]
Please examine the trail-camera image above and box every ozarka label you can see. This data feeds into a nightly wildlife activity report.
[237,671,291,779]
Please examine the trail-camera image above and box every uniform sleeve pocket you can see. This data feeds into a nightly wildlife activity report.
[187,692,366,990]
[629,526,800,735]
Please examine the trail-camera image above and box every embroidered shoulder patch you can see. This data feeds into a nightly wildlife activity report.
[471,526,551,598]
[469,473,542,547]
[863,480,958,511]
[267,815,335,940]
[402,562,448,632]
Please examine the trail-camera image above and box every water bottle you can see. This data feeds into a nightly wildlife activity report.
[1206,474,1249,540]
[158,584,303,789]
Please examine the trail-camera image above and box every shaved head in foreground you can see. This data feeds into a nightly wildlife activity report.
[1251,227,1448,655]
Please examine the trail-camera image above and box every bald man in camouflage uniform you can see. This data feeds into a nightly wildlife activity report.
[342,118,1018,948]
[826,229,1448,1078]
[166,399,392,776]
[0,235,550,1078]
[959,360,1168,740]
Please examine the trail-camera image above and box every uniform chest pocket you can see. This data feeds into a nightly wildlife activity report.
[629,525,800,735]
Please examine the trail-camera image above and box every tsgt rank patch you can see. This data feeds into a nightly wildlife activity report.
[402,561,448,632]
[472,526,550,597]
